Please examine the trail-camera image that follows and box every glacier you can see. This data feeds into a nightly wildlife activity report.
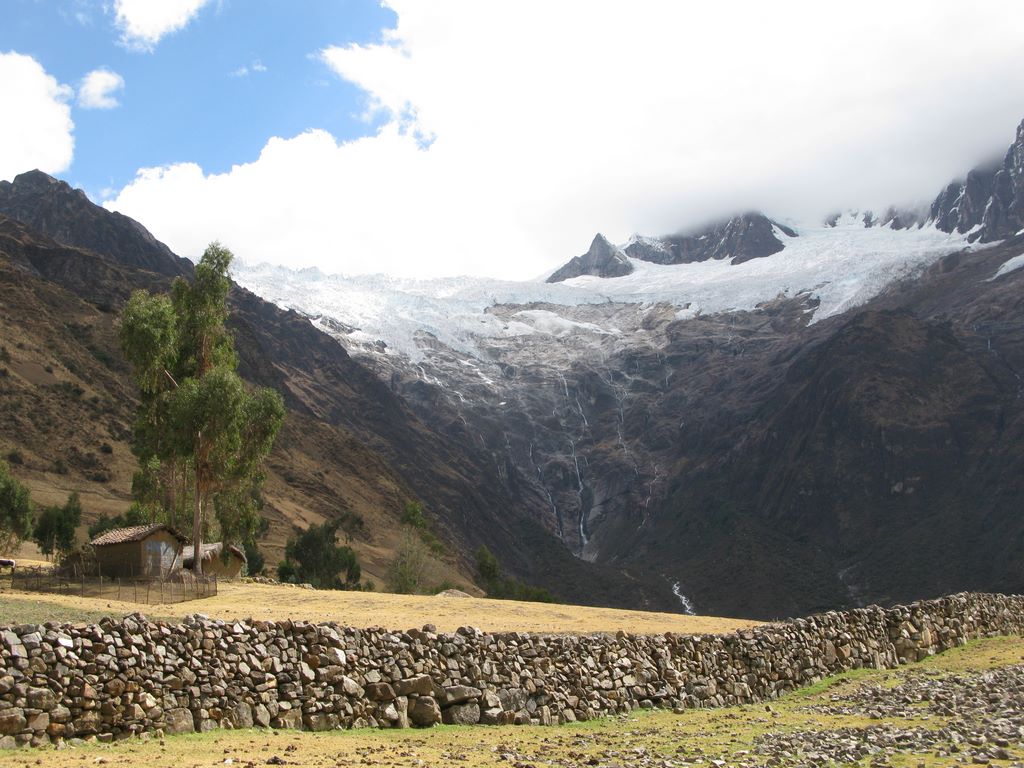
[232,218,972,362]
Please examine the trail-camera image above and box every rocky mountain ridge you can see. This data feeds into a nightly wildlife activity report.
[546,234,632,282]
[930,118,1024,242]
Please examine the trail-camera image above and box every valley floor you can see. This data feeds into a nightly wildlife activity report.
[0,579,757,635]
[1,635,1020,767]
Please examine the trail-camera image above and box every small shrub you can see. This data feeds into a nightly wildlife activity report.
[276,560,297,583]
[6,451,23,466]
[243,540,265,576]
[401,500,427,529]
[387,530,431,594]
[475,545,501,583]
[279,521,361,589]
[99,442,113,455]
[53,458,68,475]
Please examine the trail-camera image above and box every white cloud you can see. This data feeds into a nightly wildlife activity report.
[0,52,74,182]
[112,0,210,51]
[230,59,267,78]
[78,68,125,109]
[106,1,1024,279]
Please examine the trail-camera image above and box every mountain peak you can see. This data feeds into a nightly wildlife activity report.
[546,232,633,283]
[0,171,192,279]
[625,211,795,267]
[930,117,1024,242]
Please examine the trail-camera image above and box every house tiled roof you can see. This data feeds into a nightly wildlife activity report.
[183,542,247,564]
[89,524,188,547]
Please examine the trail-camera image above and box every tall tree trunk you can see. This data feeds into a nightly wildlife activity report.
[192,487,203,576]
[192,433,203,576]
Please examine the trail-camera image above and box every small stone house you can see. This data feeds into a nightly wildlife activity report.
[183,542,247,579]
[89,524,187,579]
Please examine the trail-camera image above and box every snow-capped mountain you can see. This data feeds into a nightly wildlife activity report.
[230,116,1024,619]
[233,218,969,363]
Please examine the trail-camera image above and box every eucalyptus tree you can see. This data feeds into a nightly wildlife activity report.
[0,460,32,554]
[121,242,284,574]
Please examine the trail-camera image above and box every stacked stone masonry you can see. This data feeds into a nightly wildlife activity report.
[0,592,1022,748]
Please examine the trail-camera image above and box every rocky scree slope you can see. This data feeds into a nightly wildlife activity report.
[0,174,664,606]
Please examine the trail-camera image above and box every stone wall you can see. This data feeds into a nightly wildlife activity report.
[1,592,1022,748]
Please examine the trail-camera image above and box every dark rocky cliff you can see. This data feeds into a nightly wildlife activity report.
[546,234,633,282]
[931,117,1024,242]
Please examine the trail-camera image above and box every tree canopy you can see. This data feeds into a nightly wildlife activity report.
[32,493,81,561]
[120,242,284,574]
[278,521,361,590]
[0,461,32,553]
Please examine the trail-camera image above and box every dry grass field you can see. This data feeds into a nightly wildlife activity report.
[0,634,1020,768]
[0,579,757,635]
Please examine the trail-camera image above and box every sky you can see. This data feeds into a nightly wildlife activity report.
[2,1,1024,280]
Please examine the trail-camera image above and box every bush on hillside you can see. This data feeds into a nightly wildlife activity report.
[387,530,432,594]
[87,504,147,540]
[277,520,361,590]
[475,543,557,603]
[32,492,81,561]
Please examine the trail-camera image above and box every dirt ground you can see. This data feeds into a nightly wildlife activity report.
[0,578,758,635]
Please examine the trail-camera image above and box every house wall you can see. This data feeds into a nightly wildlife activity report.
[202,552,244,579]
[94,531,182,578]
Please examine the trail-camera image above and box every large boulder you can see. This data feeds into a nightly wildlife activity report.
[441,685,481,706]
[442,701,481,725]
[227,702,253,729]
[364,682,396,701]
[26,688,56,710]
[395,675,434,697]
[0,710,25,736]
[164,708,194,735]
[408,696,441,727]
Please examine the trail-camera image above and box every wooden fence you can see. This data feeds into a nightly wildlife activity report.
[3,566,217,604]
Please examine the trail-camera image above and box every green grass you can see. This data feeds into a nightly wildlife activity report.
[0,595,122,626]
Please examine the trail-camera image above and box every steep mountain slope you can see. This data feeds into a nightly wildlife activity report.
[628,236,1024,618]
[547,234,632,282]
[233,116,1024,618]
[0,213,429,585]
[0,178,670,609]
[0,171,192,279]
[931,117,1024,241]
